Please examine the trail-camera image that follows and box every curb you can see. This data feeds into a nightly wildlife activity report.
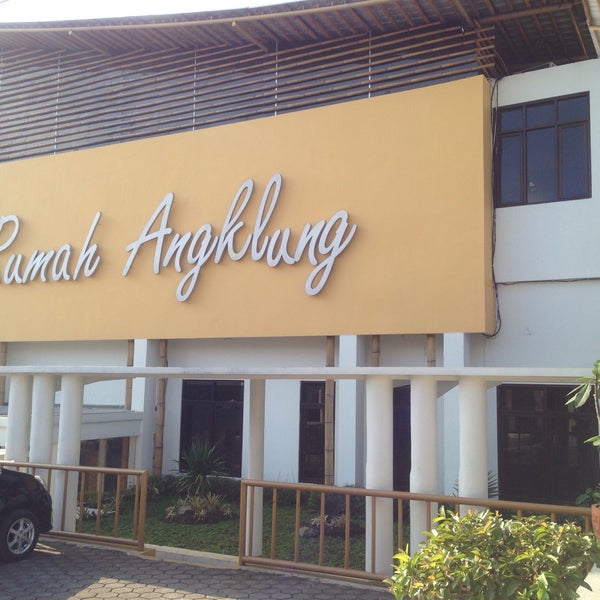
[141,544,240,569]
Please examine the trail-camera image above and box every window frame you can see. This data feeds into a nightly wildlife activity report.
[495,92,591,207]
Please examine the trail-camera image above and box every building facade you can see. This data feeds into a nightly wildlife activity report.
[0,2,599,553]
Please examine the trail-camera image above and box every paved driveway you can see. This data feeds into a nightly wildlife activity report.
[1,539,391,600]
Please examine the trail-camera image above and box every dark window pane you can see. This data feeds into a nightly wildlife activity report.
[215,380,244,402]
[499,134,522,205]
[560,124,589,199]
[500,107,523,132]
[558,95,588,123]
[526,128,556,203]
[526,102,554,128]
[179,379,244,476]
[299,381,329,484]
[498,385,600,504]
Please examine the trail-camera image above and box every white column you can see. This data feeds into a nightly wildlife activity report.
[29,375,56,464]
[336,335,364,486]
[5,374,33,462]
[131,339,158,472]
[246,378,265,556]
[441,333,470,494]
[53,375,84,532]
[458,376,488,509]
[410,375,438,552]
[365,375,393,575]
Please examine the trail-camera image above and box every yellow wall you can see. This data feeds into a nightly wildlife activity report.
[0,75,494,341]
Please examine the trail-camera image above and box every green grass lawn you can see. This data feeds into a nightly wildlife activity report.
[84,492,375,570]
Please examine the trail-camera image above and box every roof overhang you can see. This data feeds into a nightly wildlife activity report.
[0,0,597,76]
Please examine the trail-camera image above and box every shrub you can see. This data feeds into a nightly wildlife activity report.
[165,492,233,524]
[386,509,600,600]
[175,442,227,497]
[147,474,178,498]
[209,476,241,503]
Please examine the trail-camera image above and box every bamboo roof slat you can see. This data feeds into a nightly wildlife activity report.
[0,0,594,162]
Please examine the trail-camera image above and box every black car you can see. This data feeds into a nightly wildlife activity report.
[0,467,52,561]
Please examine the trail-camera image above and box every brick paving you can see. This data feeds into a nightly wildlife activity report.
[0,539,391,600]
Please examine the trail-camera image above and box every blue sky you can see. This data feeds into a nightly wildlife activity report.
[0,1,296,22]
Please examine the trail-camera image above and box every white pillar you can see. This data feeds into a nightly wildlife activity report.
[246,378,265,556]
[458,376,488,509]
[5,374,32,462]
[410,375,438,552]
[131,339,158,472]
[53,375,84,532]
[365,375,393,575]
[336,335,362,486]
[441,333,470,494]
[29,375,56,464]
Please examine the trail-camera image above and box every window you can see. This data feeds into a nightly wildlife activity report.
[299,381,333,484]
[497,385,599,504]
[496,93,590,206]
[179,380,244,476]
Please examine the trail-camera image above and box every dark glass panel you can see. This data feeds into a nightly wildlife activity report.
[558,95,588,123]
[560,124,589,199]
[179,379,244,476]
[526,128,556,203]
[499,106,523,132]
[499,134,522,205]
[498,385,600,504]
[526,101,554,128]
[299,381,328,484]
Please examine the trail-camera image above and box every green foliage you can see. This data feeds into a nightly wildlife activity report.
[568,361,600,505]
[567,360,600,448]
[79,489,129,518]
[264,487,299,507]
[306,489,366,516]
[576,484,600,507]
[209,476,241,503]
[175,442,227,497]
[386,509,600,600]
[165,492,233,524]
[147,474,178,498]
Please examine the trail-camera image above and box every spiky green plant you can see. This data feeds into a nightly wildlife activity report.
[175,442,227,497]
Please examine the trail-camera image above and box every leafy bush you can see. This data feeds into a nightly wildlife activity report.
[209,476,241,503]
[147,474,178,498]
[575,483,600,507]
[165,492,233,524]
[386,509,600,600]
[175,442,227,497]
[306,489,366,516]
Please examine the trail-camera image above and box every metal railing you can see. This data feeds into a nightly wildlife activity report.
[239,479,592,583]
[0,460,148,552]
